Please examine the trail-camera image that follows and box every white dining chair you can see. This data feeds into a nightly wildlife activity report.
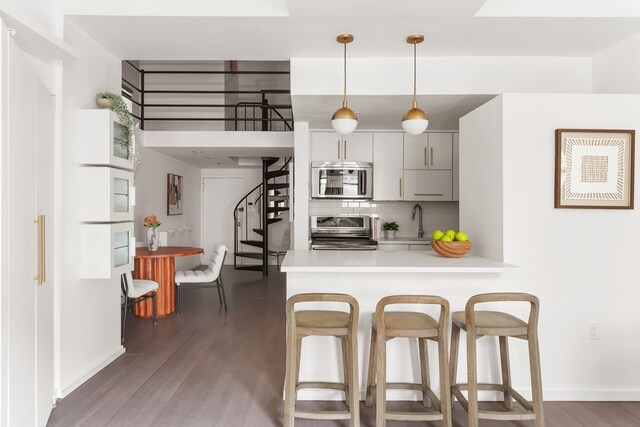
[121,271,158,342]
[175,244,228,314]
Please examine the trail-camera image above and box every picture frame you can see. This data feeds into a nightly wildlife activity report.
[555,129,635,209]
[167,173,183,215]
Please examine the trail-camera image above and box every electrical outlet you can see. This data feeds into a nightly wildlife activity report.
[588,321,599,340]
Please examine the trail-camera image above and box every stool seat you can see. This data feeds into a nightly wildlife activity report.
[372,312,439,338]
[452,311,528,337]
[296,310,349,336]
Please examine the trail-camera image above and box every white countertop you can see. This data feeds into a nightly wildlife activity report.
[377,237,431,245]
[281,250,516,273]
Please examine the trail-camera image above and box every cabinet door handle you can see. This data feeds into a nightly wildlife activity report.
[338,139,341,159]
[34,215,45,285]
[424,146,427,166]
[399,178,403,198]
[344,140,347,159]
[415,193,443,197]
[430,147,434,167]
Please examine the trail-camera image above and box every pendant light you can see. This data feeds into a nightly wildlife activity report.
[331,34,358,134]
[402,34,429,135]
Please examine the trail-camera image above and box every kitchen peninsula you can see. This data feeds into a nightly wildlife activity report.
[281,250,517,401]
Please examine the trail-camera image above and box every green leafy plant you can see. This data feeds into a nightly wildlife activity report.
[96,91,133,159]
[382,221,399,231]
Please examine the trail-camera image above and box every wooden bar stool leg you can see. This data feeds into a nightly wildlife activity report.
[529,332,545,427]
[418,337,432,408]
[348,329,360,426]
[340,337,350,410]
[295,337,302,387]
[449,322,460,408]
[365,326,377,407]
[375,328,387,427]
[438,331,452,427]
[284,327,297,427]
[466,329,479,427]
[499,336,513,410]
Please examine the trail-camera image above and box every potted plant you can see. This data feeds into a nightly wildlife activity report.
[96,91,134,160]
[382,221,399,239]
[143,214,161,251]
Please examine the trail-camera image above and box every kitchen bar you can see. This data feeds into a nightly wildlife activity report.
[281,250,518,401]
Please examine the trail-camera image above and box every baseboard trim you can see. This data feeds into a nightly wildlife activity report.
[57,345,125,398]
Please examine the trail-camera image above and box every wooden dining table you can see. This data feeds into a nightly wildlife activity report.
[133,246,204,318]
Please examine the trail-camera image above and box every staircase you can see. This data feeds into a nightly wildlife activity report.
[233,157,292,275]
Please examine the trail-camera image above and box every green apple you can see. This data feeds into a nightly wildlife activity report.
[454,231,469,242]
[445,230,456,238]
[440,234,454,242]
[432,230,445,241]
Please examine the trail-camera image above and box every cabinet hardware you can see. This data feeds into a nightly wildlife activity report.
[400,178,403,198]
[424,146,427,166]
[338,139,341,159]
[34,215,45,284]
[414,193,443,197]
[344,140,347,159]
[430,147,434,167]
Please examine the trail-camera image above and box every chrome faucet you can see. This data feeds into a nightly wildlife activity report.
[412,204,424,238]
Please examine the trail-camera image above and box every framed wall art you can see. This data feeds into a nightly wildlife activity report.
[555,129,635,209]
[167,173,183,215]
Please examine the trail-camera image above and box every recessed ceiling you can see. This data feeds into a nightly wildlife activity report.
[293,94,496,130]
[147,146,294,169]
[65,0,640,60]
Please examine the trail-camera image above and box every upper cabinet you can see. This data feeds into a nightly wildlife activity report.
[404,133,453,170]
[373,133,404,201]
[311,132,373,163]
[80,167,135,222]
[80,222,135,279]
[79,109,133,170]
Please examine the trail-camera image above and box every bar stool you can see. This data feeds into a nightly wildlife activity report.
[450,293,544,427]
[365,295,452,427]
[284,293,359,427]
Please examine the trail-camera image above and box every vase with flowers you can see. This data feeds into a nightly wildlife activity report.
[144,214,161,251]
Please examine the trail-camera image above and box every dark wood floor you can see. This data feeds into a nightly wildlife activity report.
[49,267,640,427]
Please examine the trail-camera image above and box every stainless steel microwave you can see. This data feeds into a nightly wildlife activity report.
[311,162,373,199]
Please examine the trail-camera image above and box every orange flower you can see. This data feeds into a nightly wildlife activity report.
[143,214,161,228]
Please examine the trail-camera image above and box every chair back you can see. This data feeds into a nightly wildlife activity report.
[121,271,134,296]
[208,244,228,280]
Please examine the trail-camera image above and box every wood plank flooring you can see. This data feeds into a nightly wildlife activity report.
[49,267,640,427]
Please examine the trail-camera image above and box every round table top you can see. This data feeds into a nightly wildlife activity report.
[135,246,204,259]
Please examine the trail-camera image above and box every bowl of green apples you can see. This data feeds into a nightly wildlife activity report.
[430,229,472,258]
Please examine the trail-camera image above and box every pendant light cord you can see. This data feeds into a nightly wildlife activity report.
[413,42,417,108]
[343,41,347,108]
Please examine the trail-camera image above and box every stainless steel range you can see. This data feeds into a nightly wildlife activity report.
[311,215,377,250]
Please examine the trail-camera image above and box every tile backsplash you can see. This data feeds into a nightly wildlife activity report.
[309,200,459,238]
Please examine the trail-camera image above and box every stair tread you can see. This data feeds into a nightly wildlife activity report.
[267,183,289,190]
[241,240,264,248]
[235,252,264,259]
[267,207,290,213]
[265,170,289,179]
[267,218,283,224]
[262,157,279,167]
[252,228,264,236]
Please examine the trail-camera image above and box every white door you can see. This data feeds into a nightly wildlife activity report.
[373,133,404,201]
[202,177,245,265]
[403,170,453,201]
[428,133,453,170]
[311,132,342,162]
[0,24,55,427]
[403,133,429,169]
[341,132,373,162]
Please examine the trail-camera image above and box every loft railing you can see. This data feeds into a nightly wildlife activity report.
[121,60,293,131]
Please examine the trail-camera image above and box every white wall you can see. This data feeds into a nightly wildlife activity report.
[593,33,640,94]
[135,146,202,271]
[2,0,61,36]
[461,93,640,399]
[291,56,593,96]
[293,122,310,249]
[58,19,123,397]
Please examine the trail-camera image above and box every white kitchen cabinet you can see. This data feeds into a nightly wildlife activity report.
[79,109,133,170]
[453,133,459,201]
[403,133,453,170]
[403,170,453,201]
[80,222,135,279]
[80,167,135,222]
[311,131,373,163]
[373,132,404,201]
[428,133,453,170]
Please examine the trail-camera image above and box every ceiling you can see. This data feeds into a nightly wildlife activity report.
[65,1,640,60]
[148,146,294,169]
[293,94,497,130]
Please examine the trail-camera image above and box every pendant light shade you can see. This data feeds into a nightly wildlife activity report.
[402,35,429,135]
[332,34,357,134]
